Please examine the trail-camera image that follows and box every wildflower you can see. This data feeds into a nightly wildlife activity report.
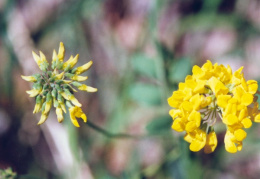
[168,60,259,153]
[22,42,97,127]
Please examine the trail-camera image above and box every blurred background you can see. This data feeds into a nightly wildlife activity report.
[1,0,260,178]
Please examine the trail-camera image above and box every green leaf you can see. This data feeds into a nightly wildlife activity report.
[131,53,156,78]
[146,115,172,134]
[129,83,161,105]
[169,58,192,83]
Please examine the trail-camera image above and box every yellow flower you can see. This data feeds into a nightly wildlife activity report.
[168,60,259,153]
[69,106,87,127]
[184,129,206,152]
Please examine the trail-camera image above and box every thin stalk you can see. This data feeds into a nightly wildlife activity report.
[86,120,144,139]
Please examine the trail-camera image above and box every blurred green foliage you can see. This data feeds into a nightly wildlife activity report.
[1,0,260,179]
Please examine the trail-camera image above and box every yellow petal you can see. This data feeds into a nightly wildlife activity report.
[181,101,193,112]
[224,131,237,153]
[26,89,41,97]
[38,113,48,125]
[171,118,185,132]
[74,61,93,75]
[192,65,205,79]
[185,121,197,132]
[56,107,64,123]
[247,80,258,94]
[21,75,37,82]
[225,140,237,153]
[44,100,52,114]
[188,110,201,127]
[169,109,181,119]
[33,103,41,114]
[193,80,206,93]
[241,118,252,128]
[55,72,64,80]
[64,54,79,69]
[70,96,82,107]
[204,131,218,154]
[190,94,201,111]
[238,108,248,121]
[71,75,88,82]
[78,84,98,92]
[32,51,41,64]
[80,113,87,123]
[241,93,253,106]
[39,51,47,62]
[189,130,206,152]
[184,132,195,143]
[58,42,65,61]
[223,114,238,125]
[217,95,231,108]
[52,49,58,62]
[208,76,229,96]
[254,114,260,122]
[234,129,247,141]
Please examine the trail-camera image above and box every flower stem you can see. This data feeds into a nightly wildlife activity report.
[86,120,143,139]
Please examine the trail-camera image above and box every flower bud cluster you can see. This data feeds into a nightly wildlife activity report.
[22,42,97,127]
[168,60,260,153]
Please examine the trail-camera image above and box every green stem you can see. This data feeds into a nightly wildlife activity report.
[86,120,144,139]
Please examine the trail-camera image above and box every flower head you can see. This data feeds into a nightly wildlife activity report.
[168,60,259,153]
[22,42,97,127]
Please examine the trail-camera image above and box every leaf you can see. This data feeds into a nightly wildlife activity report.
[131,53,156,78]
[169,58,192,83]
[129,83,161,106]
[146,115,172,134]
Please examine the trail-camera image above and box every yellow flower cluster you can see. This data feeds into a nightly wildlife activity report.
[168,60,260,153]
[22,42,97,127]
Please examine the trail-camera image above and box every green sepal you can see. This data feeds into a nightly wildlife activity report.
[36,95,42,104]
[46,92,52,102]
[57,92,64,103]
[43,84,49,90]
[55,80,63,85]
[53,98,59,108]
[71,68,77,74]
[49,77,55,83]
[65,100,73,108]
[64,64,71,72]
[51,59,57,69]
[33,74,41,81]
[40,61,49,72]
[71,81,82,87]
[32,82,42,90]
[55,84,62,92]
[42,90,48,96]
[57,61,64,70]
[47,71,52,78]
[41,101,46,112]
[65,73,74,78]
[51,88,57,98]
[64,88,72,97]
